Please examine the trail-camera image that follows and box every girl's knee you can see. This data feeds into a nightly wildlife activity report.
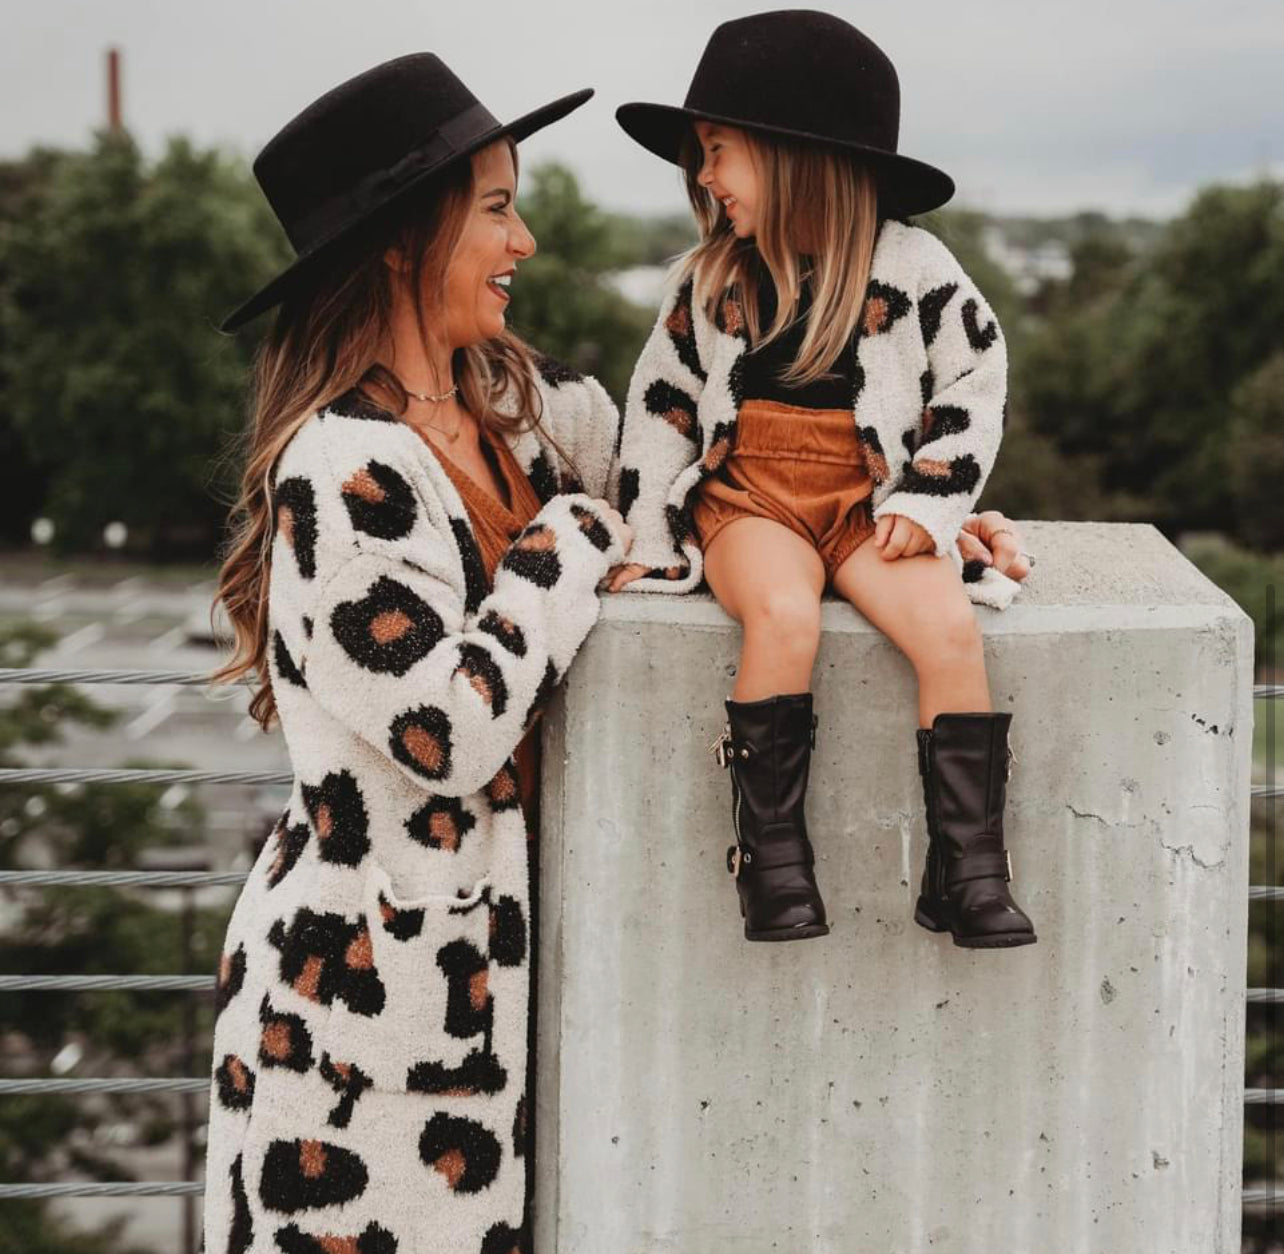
[911,605,983,666]
[741,587,822,651]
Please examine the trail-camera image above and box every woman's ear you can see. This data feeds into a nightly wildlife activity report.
[383,244,409,275]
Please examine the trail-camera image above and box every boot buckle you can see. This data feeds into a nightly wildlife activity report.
[1005,850,1013,882]
[1005,743,1017,782]
[711,725,733,769]
[727,845,750,877]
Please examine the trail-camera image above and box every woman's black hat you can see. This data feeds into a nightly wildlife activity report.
[220,54,592,332]
[615,10,954,217]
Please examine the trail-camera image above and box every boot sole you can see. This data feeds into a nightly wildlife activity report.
[914,904,1037,948]
[744,923,831,942]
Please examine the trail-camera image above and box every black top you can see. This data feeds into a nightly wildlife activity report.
[739,274,860,410]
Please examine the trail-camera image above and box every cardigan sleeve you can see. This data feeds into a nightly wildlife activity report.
[871,231,1009,560]
[531,360,622,503]
[615,272,707,577]
[300,491,626,797]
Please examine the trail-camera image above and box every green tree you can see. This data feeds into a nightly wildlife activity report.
[507,162,654,403]
[1225,349,1284,550]
[0,131,292,557]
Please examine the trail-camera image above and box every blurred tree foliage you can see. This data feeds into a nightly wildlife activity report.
[0,622,224,1253]
[0,131,291,557]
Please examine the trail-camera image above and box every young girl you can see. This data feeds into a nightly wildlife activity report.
[609,10,1037,949]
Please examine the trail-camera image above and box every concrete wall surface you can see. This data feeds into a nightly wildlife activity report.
[535,522,1254,1254]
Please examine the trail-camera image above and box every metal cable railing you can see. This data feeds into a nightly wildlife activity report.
[0,666,1280,1206]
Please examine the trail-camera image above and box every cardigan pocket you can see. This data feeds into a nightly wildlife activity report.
[318,860,502,1097]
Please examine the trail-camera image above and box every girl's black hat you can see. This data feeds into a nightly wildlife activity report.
[220,54,592,332]
[615,10,954,217]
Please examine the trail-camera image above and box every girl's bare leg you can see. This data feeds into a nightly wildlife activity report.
[702,518,825,701]
[830,542,990,726]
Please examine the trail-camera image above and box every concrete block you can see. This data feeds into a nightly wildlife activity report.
[536,522,1254,1254]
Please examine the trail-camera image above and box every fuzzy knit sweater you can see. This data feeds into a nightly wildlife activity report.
[202,360,624,1254]
[616,217,1025,611]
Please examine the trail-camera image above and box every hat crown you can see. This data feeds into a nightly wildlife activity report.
[685,10,900,154]
[252,53,498,250]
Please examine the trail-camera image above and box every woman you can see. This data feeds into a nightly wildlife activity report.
[205,51,1033,1251]
[205,54,630,1253]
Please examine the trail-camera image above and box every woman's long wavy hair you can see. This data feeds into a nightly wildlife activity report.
[677,127,880,386]
[209,139,548,731]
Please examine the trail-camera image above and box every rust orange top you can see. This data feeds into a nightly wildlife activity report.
[412,425,546,831]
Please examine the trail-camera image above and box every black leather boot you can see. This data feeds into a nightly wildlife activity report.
[712,693,830,942]
[913,711,1037,949]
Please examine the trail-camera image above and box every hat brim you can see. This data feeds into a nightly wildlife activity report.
[220,88,594,333]
[614,102,955,219]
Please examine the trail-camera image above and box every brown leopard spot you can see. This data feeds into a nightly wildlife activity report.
[663,408,694,438]
[916,458,952,478]
[721,297,743,336]
[434,1148,467,1189]
[515,526,555,552]
[345,929,373,970]
[369,608,413,645]
[862,296,888,336]
[488,768,517,804]
[299,1139,327,1178]
[278,505,295,548]
[227,1056,250,1092]
[218,952,232,986]
[702,438,731,473]
[294,955,324,1001]
[315,803,332,840]
[261,1022,291,1061]
[469,969,488,1012]
[401,727,443,773]
[430,810,460,851]
[464,671,494,705]
[666,302,691,338]
[867,452,889,482]
[330,1061,351,1081]
[317,1239,360,1254]
[379,900,395,924]
[922,408,936,437]
[342,467,385,503]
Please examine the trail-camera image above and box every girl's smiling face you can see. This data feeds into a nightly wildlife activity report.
[694,121,760,238]
[442,140,536,347]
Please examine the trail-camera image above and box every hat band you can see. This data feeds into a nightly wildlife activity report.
[290,100,501,251]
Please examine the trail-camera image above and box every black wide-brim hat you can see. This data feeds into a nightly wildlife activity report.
[220,54,592,332]
[616,10,954,218]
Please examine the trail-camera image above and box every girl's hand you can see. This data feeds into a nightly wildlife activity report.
[603,562,650,593]
[873,513,934,560]
[958,511,1032,582]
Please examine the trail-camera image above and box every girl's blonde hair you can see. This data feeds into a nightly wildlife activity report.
[209,139,547,731]
[678,127,880,386]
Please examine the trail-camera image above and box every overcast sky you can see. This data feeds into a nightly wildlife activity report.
[4,0,1281,220]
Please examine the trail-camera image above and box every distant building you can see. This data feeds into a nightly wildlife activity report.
[981,224,1073,294]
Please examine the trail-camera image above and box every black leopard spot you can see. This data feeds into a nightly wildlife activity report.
[919,404,971,449]
[483,760,522,813]
[962,298,998,351]
[406,795,476,854]
[860,280,912,337]
[569,503,613,553]
[418,1114,502,1195]
[389,705,453,781]
[899,452,981,497]
[215,1054,256,1112]
[259,1138,369,1213]
[489,895,527,968]
[481,1222,523,1254]
[500,524,561,588]
[272,630,307,689]
[266,812,310,889]
[919,367,935,409]
[274,1221,398,1254]
[215,944,246,1019]
[531,351,584,386]
[643,380,699,444]
[330,575,445,676]
[455,643,509,717]
[858,427,890,484]
[477,610,527,657]
[512,1094,528,1160]
[300,770,370,868]
[301,615,313,639]
[617,467,640,520]
[522,659,559,732]
[406,1047,507,1097]
[267,910,385,1017]
[665,278,706,381]
[274,477,317,581]
[524,450,560,505]
[258,993,316,1073]
[318,1053,373,1130]
[450,518,490,613]
[341,460,418,540]
[437,938,491,1040]
[918,282,958,347]
[229,1154,253,1254]
[961,558,987,584]
[377,890,425,940]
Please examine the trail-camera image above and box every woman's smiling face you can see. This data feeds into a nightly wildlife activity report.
[693,121,760,238]
[442,140,536,347]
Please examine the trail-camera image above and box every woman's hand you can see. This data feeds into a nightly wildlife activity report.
[873,513,934,559]
[957,510,1032,581]
[588,499,634,572]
